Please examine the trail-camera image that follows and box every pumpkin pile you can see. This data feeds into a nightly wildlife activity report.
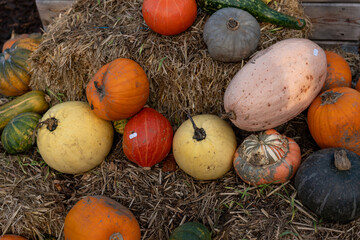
[1,0,360,238]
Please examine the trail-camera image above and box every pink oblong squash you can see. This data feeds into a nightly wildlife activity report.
[224,38,327,131]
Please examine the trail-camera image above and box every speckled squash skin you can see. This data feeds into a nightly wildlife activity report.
[224,38,327,132]
[64,196,141,240]
[37,101,114,174]
[233,129,301,185]
[173,114,237,180]
[295,148,360,222]
[203,7,260,62]
[197,0,306,29]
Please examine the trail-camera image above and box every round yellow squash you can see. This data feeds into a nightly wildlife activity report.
[173,114,237,180]
[37,101,114,174]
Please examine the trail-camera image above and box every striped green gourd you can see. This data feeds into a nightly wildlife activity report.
[197,0,306,30]
[1,112,41,154]
[169,222,211,240]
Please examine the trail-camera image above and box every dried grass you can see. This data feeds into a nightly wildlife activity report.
[29,0,312,125]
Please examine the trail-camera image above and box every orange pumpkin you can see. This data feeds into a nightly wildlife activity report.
[233,129,301,185]
[321,51,352,92]
[308,87,360,155]
[0,33,42,96]
[64,196,141,240]
[86,58,149,121]
[2,32,29,52]
[355,77,360,92]
[0,235,27,240]
[142,0,197,36]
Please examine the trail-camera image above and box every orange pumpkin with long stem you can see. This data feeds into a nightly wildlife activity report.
[64,196,141,240]
[86,58,149,121]
[308,87,360,155]
[142,0,197,36]
[233,129,301,185]
[320,51,352,92]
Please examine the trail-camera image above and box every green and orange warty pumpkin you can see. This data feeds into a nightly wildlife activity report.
[142,0,197,36]
[307,87,360,155]
[233,129,301,185]
[320,51,352,93]
[64,196,141,240]
[295,148,360,222]
[0,33,42,96]
[1,112,41,154]
[86,58,149,121]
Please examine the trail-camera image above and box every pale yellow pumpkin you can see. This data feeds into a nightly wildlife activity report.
[173,114,237,180]
[37,101,114,174]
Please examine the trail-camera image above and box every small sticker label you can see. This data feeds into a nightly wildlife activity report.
[313,49,318,56]
[129,132,137,139]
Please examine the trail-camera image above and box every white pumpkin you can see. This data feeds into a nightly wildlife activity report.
[173,114,237,180]
[37,101,114,174]
[224,38,327,131]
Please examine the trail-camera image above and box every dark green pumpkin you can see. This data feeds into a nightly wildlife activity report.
[169,222,211,240]
[294,148,360,223]
[1,112,41,154]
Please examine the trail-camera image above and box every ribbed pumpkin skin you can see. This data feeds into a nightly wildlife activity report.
[123,108,173,167]
[0,235,27,240]
[321,51,352,93]
[203,7,260,62]
[64,196,141,240]
[2,33,29,52]
[1,112,41,154]
[142,0,197,36]
[86,58,149,121]
[0,34,42,96]
[0,90,49,131]
[295,148,360,222]
[169,222,211,240]
[307,87,360,155]
[233,129,301,185]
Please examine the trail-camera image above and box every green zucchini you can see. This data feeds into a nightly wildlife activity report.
[197,0,306,30]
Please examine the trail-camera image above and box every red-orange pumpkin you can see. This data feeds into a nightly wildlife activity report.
[0,235,27,240]
[64,196,141,240]
[321,51,352,92]
[86,58,149,121]
[233,129,301,185]
[356,77,360,92]
[2,33,29,52]
[123,107,173,167]
[142,0,197,36]
[308,87,360,155]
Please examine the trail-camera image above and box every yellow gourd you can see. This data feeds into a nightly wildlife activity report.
[173,114,237,180]
[36,101,114,174]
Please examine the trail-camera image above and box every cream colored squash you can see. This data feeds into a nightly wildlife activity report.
[37,101,114,174]
[173,114,237,180]
[224,38,327,131]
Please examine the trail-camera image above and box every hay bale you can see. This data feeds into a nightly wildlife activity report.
[30,0,311,125]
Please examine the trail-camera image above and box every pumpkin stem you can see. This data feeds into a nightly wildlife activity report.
[334,149,351,171]
[94,81,106,101]
[187,113,206,141]
[31,117,59,144]
[221,111,236,120]
[227,18,240,31]
[109,233,124,240]
[320,91,343,105]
